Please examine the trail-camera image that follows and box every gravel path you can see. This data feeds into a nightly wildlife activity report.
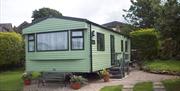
[24,70,179,91]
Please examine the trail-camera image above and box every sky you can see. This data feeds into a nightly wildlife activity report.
[0,0,132,26]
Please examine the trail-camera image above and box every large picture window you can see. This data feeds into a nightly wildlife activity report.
[97,32,105,51]
[28,34,35,52]
[37,31,68,51]
[71,30,84,50]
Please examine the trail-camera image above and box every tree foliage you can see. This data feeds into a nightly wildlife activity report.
[123,0,161,28]
[32,7,62,21]
[155,0,180,59]
[155,0,180,39]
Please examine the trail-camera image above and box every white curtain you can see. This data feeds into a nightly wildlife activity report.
[28,41,34,51]
[72,38,83,49]
[71,31,83,49]
[37,32,68,51]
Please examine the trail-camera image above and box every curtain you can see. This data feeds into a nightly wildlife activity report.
[71,31,83,49]
[28,41,34,51]
[37,31,68,51]
[72,38,83,49]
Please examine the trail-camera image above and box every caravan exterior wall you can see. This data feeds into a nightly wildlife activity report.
[23,16,130,73]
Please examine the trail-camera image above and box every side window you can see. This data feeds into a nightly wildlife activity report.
[125,41,128,52]
[97,32,105,51]
[121,40,124,52]
[71,30,84,50]
[28,34,35,52]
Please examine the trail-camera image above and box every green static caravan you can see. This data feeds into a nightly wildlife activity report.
[23,16,131,73]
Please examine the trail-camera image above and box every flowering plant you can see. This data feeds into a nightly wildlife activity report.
[21,72,32,80]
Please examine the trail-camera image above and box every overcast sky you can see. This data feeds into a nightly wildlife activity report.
[0,0,131,26]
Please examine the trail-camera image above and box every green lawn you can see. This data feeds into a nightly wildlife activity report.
[133,82,153,91]
[0,70,24,91]
[162,79,180,91]
[100,85,122,91]
[143,60,180,75]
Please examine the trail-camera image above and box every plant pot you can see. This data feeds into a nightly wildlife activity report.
[24,79,31,85]
[103,75,110,82]
[70,82,81,90]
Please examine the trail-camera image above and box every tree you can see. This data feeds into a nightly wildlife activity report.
[155,0,180,59]
[32,7,62,21]
[123,0,161,28]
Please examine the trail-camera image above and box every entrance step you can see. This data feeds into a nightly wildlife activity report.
[109,70,121,75]
[110,74,123,79]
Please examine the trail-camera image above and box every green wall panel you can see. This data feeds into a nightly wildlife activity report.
[24,18,91,72]
[91,25,130,71]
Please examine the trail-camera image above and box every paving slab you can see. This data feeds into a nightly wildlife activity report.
[153,82,166,91]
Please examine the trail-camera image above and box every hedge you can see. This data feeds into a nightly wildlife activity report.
[0,32,24,70]
[130,29,159,60]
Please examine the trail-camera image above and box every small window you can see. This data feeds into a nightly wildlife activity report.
[71,30,84,50]
[28,34,35,52]
[125,41,128,52]
[121,40,124,52]
[97,32,105,51]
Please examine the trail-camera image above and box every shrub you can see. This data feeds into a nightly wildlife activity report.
[130,29,159,60]
[0,32,24,70]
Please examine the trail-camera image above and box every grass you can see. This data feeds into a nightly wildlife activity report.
[143,59,180,75]
[133,82,153,91]
[162,79,180,91]
[0,69,24,91]
[100,85,122,91]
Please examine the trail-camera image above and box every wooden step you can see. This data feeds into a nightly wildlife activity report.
[110,74,123,79]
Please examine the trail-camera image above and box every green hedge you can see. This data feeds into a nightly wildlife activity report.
[0,32,24,70]
[130,29,159,60]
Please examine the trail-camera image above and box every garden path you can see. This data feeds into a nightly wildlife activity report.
[23,70,179,91]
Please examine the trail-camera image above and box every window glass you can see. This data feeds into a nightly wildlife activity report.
[37,31,68,51]
[72,38,83,49]
[97,32,105,51]
[125,41,128,52]
[28,34,35,52]
[71,31,84,50]
[28,41,35,51]
[121,40,124,52]
[72,31,83,37]
[28,35,34,40]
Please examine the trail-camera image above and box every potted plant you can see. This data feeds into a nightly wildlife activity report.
[100,69,110,82]
[70,75,88,90]
[22,72,32,85]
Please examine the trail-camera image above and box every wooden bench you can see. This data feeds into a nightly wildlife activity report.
[38,72,67,87]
